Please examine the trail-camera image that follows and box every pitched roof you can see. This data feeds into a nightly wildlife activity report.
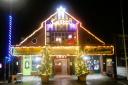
[17,8,105,46]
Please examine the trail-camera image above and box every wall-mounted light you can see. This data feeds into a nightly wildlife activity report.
[82,56,90,61]
[68,34,72,39]
[35,57,41,62]
[0,63,2,69]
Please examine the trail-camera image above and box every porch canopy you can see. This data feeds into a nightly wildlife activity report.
[11,46,43,56]
[11,45,114,56]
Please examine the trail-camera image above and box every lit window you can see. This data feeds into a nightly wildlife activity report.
[56,37,62,43]
[68,34,72,39]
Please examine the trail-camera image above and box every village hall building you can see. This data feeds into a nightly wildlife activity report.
[11,7,114,76]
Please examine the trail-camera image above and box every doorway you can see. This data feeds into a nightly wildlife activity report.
[54,57,69,75]
[23,56,31,75]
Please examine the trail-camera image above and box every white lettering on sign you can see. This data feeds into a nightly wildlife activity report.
[51,18,73,25]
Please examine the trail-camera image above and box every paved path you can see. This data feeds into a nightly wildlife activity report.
[86,74,116,85]
[53,75,85,85]
[0,74,128,85]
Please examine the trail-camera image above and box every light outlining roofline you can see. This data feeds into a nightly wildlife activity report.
[18,12,57,46]
[18,23,43,46]
[80,26,105,44]
[44,12,57,22]
[84,53,114,56]
[65,11,105,44]
[13,54,42,56]
[50,55,77,56]
[18,9,105,45]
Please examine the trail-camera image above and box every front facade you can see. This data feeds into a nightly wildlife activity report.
[11,7,114,76]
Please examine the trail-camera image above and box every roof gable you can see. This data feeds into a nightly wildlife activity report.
[18,7,105,46]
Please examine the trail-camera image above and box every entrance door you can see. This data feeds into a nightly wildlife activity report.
[23,56,31,75]
[54,58,68,75]
[106,58,113,74]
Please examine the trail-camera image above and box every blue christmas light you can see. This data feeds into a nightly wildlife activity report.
[6,15,12,63]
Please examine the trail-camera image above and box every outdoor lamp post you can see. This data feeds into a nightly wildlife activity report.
[120,0,128,80]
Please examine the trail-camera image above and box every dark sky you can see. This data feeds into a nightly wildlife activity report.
[0,0,128,58]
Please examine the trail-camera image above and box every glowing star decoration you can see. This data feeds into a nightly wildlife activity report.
[57,6,65,19]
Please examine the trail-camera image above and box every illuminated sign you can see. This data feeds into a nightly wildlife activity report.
[46,8,78,32]
[12,47,43,56]
[84,46,114,55]
[51,18,72,25]
[46,18,77,32]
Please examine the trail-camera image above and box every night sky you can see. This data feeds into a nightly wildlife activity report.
[0,0,128,58]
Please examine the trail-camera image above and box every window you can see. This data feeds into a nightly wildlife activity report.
[31,38,37,44]
[32,56,41,71]
[46,32,50,36]
[46,37,50,43]
[86,38,91,43]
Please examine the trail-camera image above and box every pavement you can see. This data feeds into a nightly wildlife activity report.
[0,74,128,85]
[118,80,128,85]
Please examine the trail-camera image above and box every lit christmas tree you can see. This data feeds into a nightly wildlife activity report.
[75,50,89,81]
[38,46,52,82]
[75,57,89,76]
